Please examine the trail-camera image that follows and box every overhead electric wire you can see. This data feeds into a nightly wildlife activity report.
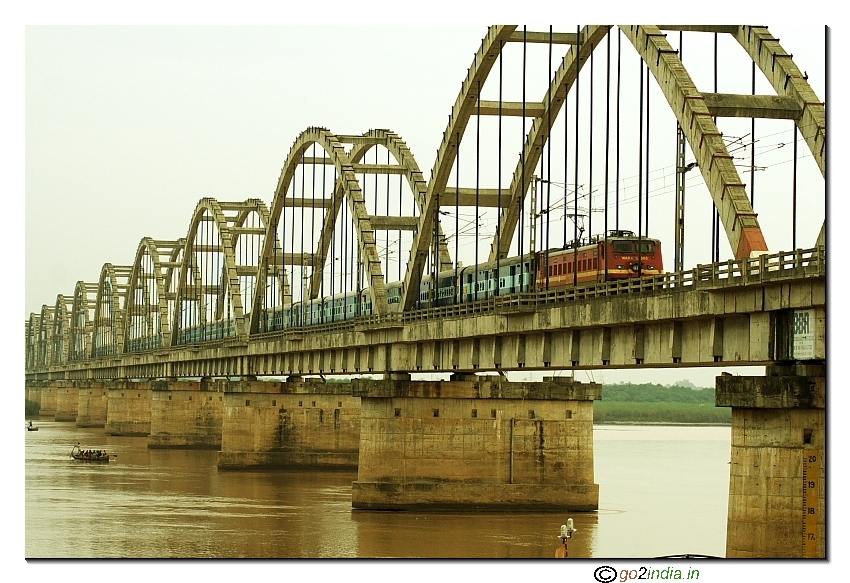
[604,28,611,281]
[496,39,503,297]
[573,24,580,286]
[545,25,553,290]
[588,41,594,243]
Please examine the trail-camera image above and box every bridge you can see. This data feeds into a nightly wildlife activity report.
[25,26,825,558]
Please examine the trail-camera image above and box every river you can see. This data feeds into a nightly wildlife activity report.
[25,421,732,559]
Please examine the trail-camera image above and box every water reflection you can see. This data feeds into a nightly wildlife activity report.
[350,510,598,558]
[26,422,729,558]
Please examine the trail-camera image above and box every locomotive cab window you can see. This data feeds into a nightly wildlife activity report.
[613,241,633,253]
[638,241,656,253]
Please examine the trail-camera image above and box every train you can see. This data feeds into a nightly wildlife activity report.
[262,229,663,330]
[174,229,662,339]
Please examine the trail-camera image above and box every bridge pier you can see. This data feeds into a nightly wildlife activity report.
[717,364,825,558]
[75,381,108,427]
[350,376,601,511]
[218,379,360,470]
[148,379,226,449]
[33,381,57,418]
[105,381,153,436]
[54,381,80,422]
[25,380,42,415]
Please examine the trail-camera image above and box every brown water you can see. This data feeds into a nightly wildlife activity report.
[24,422,730,558]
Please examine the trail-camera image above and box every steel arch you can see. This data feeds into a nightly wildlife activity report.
[249,127,390,333]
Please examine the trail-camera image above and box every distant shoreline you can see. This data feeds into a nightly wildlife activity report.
[593,394,731,425]
[594,421,731,427]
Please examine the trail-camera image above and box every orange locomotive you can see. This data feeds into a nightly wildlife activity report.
[536,230,664,288]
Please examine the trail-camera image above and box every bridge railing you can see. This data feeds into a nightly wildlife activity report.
[692,246,825,287]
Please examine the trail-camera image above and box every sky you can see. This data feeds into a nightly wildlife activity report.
[23,23,826,318]
[4,2,846,579]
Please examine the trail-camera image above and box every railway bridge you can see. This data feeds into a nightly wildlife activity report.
[26,25,826,558]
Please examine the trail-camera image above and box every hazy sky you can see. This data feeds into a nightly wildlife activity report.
[23,24,825,316]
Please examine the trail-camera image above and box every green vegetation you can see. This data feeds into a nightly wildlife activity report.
[25,400,40,416]
[594,382,731,425]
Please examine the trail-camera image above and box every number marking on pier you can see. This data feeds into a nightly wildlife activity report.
[802,452,819,557]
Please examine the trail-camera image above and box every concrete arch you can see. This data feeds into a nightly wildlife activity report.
[172,198,249,343]
[729,25,826,245]
[26,314,40,371]
[619,25,771,260]
[69,281,98,361]
[307,128,453,299]
[228,198,285,318]
[36,305,55,368]
[125,237,184,351]
[92,263,131,358]
[487,26,612,262]
[249,127,389,333]
[405,25,826,310]
[50,294,74,366]
[400,25,518,310]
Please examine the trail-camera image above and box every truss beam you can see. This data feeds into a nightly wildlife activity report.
[703,92,801,120]
[508,31,579,44]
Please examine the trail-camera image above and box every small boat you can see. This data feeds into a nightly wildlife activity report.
[27,423,38,431]
[70,444,110,463]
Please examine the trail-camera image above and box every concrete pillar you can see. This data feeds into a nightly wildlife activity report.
[350,376,601,511]
[105,381,152,436]
[76,382,108,427]
[25,381,43,416]
[38,382,58,418]
[717,364,825,558]
[148,379,225,449]
[54,381,80,422]
[218,379,360,469]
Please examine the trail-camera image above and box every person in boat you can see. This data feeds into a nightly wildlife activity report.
[28,421,32,428]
